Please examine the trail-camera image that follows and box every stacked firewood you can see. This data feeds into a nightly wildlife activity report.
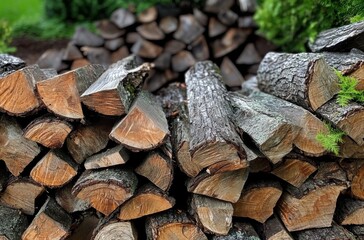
[36,0,275,92]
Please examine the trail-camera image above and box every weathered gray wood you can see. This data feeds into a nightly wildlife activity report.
[159,16,178,34]
[37,48,69,72]
[208,17,227,38]
[190,36,210,61]
[212,28,252,58]
[0,205,28,240]
[262,216,293,240]
[138,6,158,23]
[204,0,234,13]
[0,54,25,77]
[218,10,238,26]
[104,38,124,51]
[237,43,262,65]
[238,0,257,12]
[294,222,356,240]
[72,27,104,47]
[137,22,165,40]
[171,51,196,72]
[92,219,137,240]
[211,222,261,240]
[95,19,125,40]
[131,38,163,59]
[81,47,111,65]
[55,181,91,213]
[63,42,83,61]
[193,8,208,26]
[173,14,204,44]
[110,8,136,29]
[257,52,339,111]
[336,197,364,225]
[220,57,245,87]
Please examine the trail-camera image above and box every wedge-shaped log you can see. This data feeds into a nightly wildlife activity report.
[294,222,356,240]
[118,184,175,220]
[81,56,152,116]
[93,219,137,240]
[30,150,78,188]
[84,145,130,170]
[237,43,262,65]
[95,19,125,40]
[190,35,210,61]
[0,205,28,240]
[145,210,207,240]
[173,14,204,44]
[159,16,178,34]
[204,0,234,13]
[0,65,46,116]
[67,212,99,240]
[131,39,163,59]
[336,197,364,225]
[208,17,227,38]
[111,8,136,29]
[211,222,261,240]
[340,159,364,200]
[110,91,169,151]
[36,64,105,120]
[339,136,364,159]
[171,51,196,72]
[220,57,245,87]
[138,6,157,23]
[257,52,339,111]
[72,26,104,47]
[22,198,72,240]
[212,28,252,58]
[24,116,72,148]
[185,61,247,171]
[137,22,165,40]
[262,216,294,240]
[55,181,90,213]
[0,53,25,77]
[0,115,41,176]
[72,168,137,216]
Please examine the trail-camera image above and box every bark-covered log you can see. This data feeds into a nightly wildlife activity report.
[92,219,137,240]
[0,115,41,176]
[72,26,104,47]
[23,116,73,148]
[335,197,364,225]
[211,222,261,240]
[72,168,138,216]
[294,222,356,240]
[138,6,158,23]
[0,54,25,77]
[110,8,136,29]
[67,212,99,240]
[118,183,175,220]
[208,17,227,38]
[185,61,247,171]
[257,52,339,111]
[95,19,125,40]
[0,205,28,240]
[55,181,90,213]
[262,216,293,240]
[110,91,169,151]
[0,177,44,215]
[173,14,204,44]
[220,57,245,87]
[137,22,165,40]
[84,145,130,170]
[309,21,364,52]
[22,197,72,240]
[212,28,252,58]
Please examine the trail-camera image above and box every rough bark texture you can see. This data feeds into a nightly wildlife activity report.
[294,222,356,240]
[0,205,28,240]
[67,212,99,240]
[262,216,293,240]
[212,28,252,58]
[173,14,204,44]
[137,22,165,41]
[335,197,364,225]
[0,54,25,77]
[84,145,130,170]
[211,222,261,240]
[55,181,91,213]
[220,57,245,87]
[257,52,339,111]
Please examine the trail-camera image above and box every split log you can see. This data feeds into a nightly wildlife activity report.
[185,61,247,170]
[204,0,234,13]
[80,55,152,116]
[218,10,238,26]
[0,205,28,240]
[173,14,204,44]
[111,46,130,63]
[62,42,83,61]
[212,28,252,58]
[294,222,356,240]
[23,116,73,148]
[67,212,99,240]
[110,8,136,29]
[0,65,46,116]
[193,8,208,26]
[135,151,173,191]
[55,181,90,213]
[262,216,293,240]
[230,93,299,163]
[165,40,186,54]
[189,194,233,235]
[126,32,141,44]
[0,177,44,215]
[22,197,72,240]
[0,115,41,176]
[36,64,106,120]
[154,52,171,70]
[0,53,25,77]
[81,47,111,65]
[336,197,364,225]
[66,119,113,164]
[271,154,317,188]
[243,143,272,173]
[211,222,261,240]
[257,52,339,111]
[145,210,207,240]
[159,16,178,34]
[71,58,91,70]
[350,161,364,200]
[118,184,175,220]
[171,51,196,72]
[238,16,257,28]
[72,168,138,216]
[110,91,169,151]
[72,27,104,47]
[232,180,282,223]
[143,70,169,92]
[40,68,57,78]
[316,98,364,145]
[189,35,210,61]
[37,49,69,72]
[84,145,130,170]
[30,150,78,188]
[104,38,124,51]
[138,6,158,23]
[220,57,245,87]
[95,19,125,40]
[309,21,364,52]
[131,38,163,58]
[208,17,227,38]
[237,43,262,65]
[239,0,257,12]
[93,219,137,240]
[347,225,364,239]
[187,168,249,203]
[137,22,165,40]
[0,162,8,192]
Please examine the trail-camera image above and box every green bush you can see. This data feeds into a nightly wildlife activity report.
[0,21,16,53]
[254,0,364,52]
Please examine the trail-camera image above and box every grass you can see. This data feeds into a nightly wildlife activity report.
[316,123,345,156]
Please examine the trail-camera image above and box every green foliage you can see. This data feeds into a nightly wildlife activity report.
[316,123,345,156]
[0,21,16,53]
[254,0,364,52]
[335,70,364,106]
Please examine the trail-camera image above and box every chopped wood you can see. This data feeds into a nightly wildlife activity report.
[0,205,28,240]
[143,70,168,92]
[72,27,104,47]
[24,116,73,148]
[218,10,238,26]
[110,91,169,151]
[55,181,90,213]
[22,197,72,240]
[208,17,227,38]
[104,38,124,51]
[190,35,210,61]
[233,180,282,223]
[37,48,69,72]
[164,40,186,54]
[220,57,245,87]
[30,150,78,188]
[71,58,91,70]
[93,219,137,240]
[174,14,204,44]
[81,47,111,65]
[0,177,44,215]
[211,222,261,240]
[294,222,356,240]
[66,119,112,164]
[36,64,105,120]
[238,0,257,12]
[137,22,165,40]
[84,145,130,170]
[262,216,293,240]
[125,32,141,44]
[204,0,234,13]
[238,16,257,28]
[0,65,46,116]
[81,55,152,116]
[336,197,364,225]
[111,45,130,63]
[0,54,25,77]
[110,8,136,29]
[145,210,207,240]
[0,163,8,192]
[351,163,364,200]
[131,38,163,58]
[0,115,41,176]
[95,19,125,40]
[41,68,57,78]
[257,52,339,111]
[118,183,175,220]
[193,8,208,26]
[346,225,364,238]
[154,52,171,70]
[72,168,138,216]
[243,143,272,173]
[138,6,158,23]
[171,51,196,72]
[187,168,249,203]
[62,42,83,61]
[67,212,99,240]
[159,16,178,34]
[237,43,262,65]
[212,28,252,58]
[309,21,364,52]
[135,151,173,191]
[189,194,233,235]
[185,61,247,170]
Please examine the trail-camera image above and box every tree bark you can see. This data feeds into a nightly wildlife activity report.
[0,54,25,77]
[0,205,28,240]
[173,14,204,44]
[335,197,364,225]
[110,8,136,29]
[55,181,90,213]
[211,222,261,240]
[262,216,294,240]
[137,22,165,41]
[294,222,356,240]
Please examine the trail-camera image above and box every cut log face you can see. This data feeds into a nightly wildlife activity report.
[0,178,44,215]
[212,28,252,58]
[0,115,41,176]
[208,17,227,38]
[135,152,173,191]
[185,61,247,171]
[110,91,169,151]
[63,42,83,61]
[22,197,72,240]
[263,216,294,240]
[294,222,357,240]
[233,180,282,223]
[211,222,261,240]
[0,205,28,240]
[238,0,257,12]
[95,19,125,40]
[111,46,130,63]
[173,14,204,44]
[93,220,138,240]
[165,40,186,55]
[81,47,111,65]
[72,168,138,216]
[257,52,339,111]
[23,117,73,148]
[137,22,165,40]
[37,48,69,72]
[72,27,104,47]
[237,43,262,65]
[336,197,364,225]
[154,52,171,70]
[0,53,25,77]
[118,184,175,220]
[105,38,124,51]
[110,8,136,29]
[138,6,158,23]
[220,57,245,87]
[159,16,178,34]
[55,181,90,213]
[131,38,163,59]
[193,8,208,26]
[145,210,208,240]
[189,194,234,235]
[84,145,130,170]
[0,65,46,116]
[190,36,210,61]
[238,16,257,28]
[30,150,78,188]
[171,51,196,72]
[351,164,364,200]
